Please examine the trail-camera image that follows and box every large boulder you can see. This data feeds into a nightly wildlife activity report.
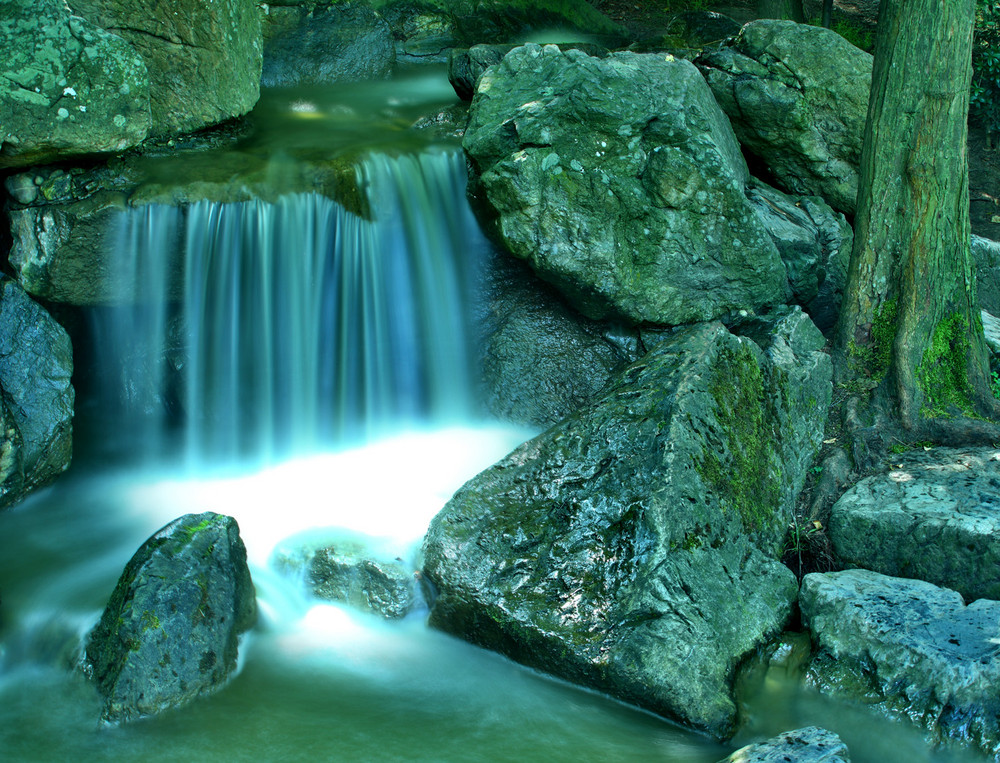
[464,44,789,326]
[84,513,257,723]
[829,448,1000,602]
[698,20,872,214]
[717,727,850,763]
[423,313,831,738]
[801,569,1000,757]
[973,234,1000,315]
[0,0,151,169]
[68,0,262,137]
[260,2,395,87]
[746,180,853,334]
[0,277,74,509]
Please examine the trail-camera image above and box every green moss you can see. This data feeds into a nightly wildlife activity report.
[140,610,161,631]
[848,297,897,383]
[917,313,975,417]
[696,344,782,536]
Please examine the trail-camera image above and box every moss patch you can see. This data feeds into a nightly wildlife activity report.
[917,313,975,417]
[848,297,898,383]
[697,344,782,537]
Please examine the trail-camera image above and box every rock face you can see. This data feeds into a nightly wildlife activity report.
[973,234,1000,315]
[465,44,789,326]
[479,253,643,428]
[261,3,395,87]
[698,20,872,214]
[84,513,257,723]
[800,569,1000,756]
[746,180,853,334]
[68,0,262,137]
[718,727,850,763]
[0,277,74,510]
[829,448,1000,602]
[423,314,831,738]
[0,0,151,168]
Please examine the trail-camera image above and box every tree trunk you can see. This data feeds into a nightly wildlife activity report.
[834,0,998,438]
[822,0,833,27]
[756,0,805,22]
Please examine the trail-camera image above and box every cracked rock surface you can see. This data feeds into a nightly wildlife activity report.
[829,447,1000,602]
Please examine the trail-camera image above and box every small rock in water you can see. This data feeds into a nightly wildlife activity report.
[717,726,850,762]
[307,546,417,620]
[83,512,256,723]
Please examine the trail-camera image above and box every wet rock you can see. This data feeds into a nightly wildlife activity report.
[479,253,642,428]
[0,0,151,168]
[308,546,417,619]
[424,316,831,738]
[746,180,853,334]
[698,20,872,214]
[69,0,262,137]
[464,44,788,326]
[829,447,1000,602]
[261,3,395,87]
[0,277,74,509]
[717,726,850,763]
[801,569,1000,757]
[973,234,1000,315]
[84,513,257,723]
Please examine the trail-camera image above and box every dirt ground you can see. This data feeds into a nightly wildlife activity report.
[590,0,1000,240]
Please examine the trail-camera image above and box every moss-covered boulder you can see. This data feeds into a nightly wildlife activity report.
[698,20,872,214]
[308,546,417,619]
[423,313,831,738]
[261,2,395,87]
[84,513,257,723]
[0,0,151,168]
[0,277,74,510]
[69,0,262,137]
[464,44,789,326]
[801,569,1000,757]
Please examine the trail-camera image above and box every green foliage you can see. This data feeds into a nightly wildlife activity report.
[917,314,975,417]
[992,369,1000,399]
[807,17,874,51]
[972,0,1000,139]
[663,0,711,12]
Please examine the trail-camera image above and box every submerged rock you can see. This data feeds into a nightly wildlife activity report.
[0,0,151,168]
[829,448,1000,602]
[424,315,831,738]
[0,277,74,509]
[84,513,257,723]
[801,569,1000,757]
[718,726,850,763]
[261,3,395,87]
[698,20,872,214]
[465,44,788,326]
[69,0,262,137]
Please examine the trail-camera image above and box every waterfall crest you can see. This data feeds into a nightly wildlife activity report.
[94,150,486,465]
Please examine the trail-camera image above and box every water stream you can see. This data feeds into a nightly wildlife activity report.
[0,70,988,762]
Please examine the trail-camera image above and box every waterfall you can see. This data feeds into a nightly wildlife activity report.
[93,150,487,465]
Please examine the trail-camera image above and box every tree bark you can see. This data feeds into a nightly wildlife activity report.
[833,0,999,437]
[756,0,805,22]
[822,0,833,27]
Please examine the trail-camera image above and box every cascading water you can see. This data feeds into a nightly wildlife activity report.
[93,150,484,465]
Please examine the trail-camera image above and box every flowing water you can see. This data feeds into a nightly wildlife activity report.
[0,69,989,762]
